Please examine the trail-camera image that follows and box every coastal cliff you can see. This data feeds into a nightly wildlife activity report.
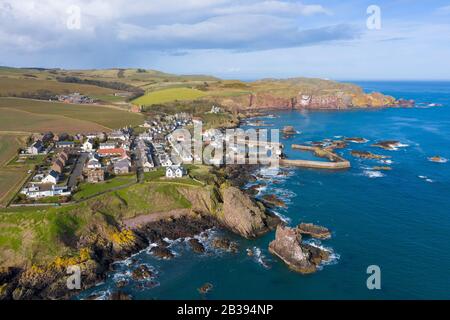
[218,186,280,239]
[208,78,413,110]
[0,170,280,300]
[221,91,400,110]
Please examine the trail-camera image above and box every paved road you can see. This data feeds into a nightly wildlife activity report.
[68,153,88,189]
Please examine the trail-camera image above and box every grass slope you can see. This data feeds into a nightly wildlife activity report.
[0,175,205,267]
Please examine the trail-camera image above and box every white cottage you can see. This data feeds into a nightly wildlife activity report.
[41,170,59,185]
[165,166,185,179]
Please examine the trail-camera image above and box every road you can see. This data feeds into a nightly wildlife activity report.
[68,152,88,189]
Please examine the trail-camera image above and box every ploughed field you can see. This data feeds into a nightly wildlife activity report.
[0,98,144,133]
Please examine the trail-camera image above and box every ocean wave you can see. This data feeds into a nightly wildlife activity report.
[250,247,271,269]
[387,142,410,151]
[270,210,291,223]
[418,175,434,183]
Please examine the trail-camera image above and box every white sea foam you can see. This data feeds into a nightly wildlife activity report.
[270,210,291,223]
[252,247,271,269]
[388,142,409,151]
[418,176,434,183]
[363,170,385,178]
[303,239,340,268]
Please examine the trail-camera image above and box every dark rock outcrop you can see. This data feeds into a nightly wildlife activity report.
[212,238,239,253]
[282,126,296,135]
[131,265,154,281]
[188,239,205,254]
[351,150,388,160]
[261,194,287,208]
[371,140,401,150]
[198,283,213,294]
[296,223,331,240]
[219,186,281,239]
[150,247,174,260]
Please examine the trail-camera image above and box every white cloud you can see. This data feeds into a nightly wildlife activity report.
[0,0,336,53]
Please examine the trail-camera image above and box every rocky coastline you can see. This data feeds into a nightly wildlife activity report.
[0,163,281,300]
[220,90,415,112]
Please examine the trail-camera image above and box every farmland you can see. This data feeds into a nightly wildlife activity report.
[0,77,117,97]
[0,134,30,207]
[0,97,144,133]
[132,88,207,106]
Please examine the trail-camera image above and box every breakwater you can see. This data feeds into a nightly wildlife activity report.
[280,145,351,170]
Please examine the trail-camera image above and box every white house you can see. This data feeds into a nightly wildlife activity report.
[159,155,173,167]
[27,140,44,155]
[86,154,102,169]
[82,139,94,152]
[21,184,71,199]
[42,170,59,185]
[165,166,185,178]
[142,156,154,172]
[99,142,117,150]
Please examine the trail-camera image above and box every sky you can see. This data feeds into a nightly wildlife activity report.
[1,0,450,80]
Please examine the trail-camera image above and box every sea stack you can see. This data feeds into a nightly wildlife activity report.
[268,225,330,274]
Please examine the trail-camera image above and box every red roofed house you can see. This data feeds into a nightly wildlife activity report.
[97,148,127,158]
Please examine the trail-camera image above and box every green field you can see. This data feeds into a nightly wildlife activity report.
[132,88,207,106]
[0,97,144,133]
[73,175,137,201]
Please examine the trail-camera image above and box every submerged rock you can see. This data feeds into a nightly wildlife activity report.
[428,156,447,163]
[371,140,401,150]
[372,166,392,171]
[345,137,368,143]
[282,126,297,135]
[261,194,287,208]
[351,150,388,160]
[212,238,239,253]
[198,283,214,294]
[150,247,174,260]
[219,186,281,239]
[131,265,154,281]
[188,239,205,254]
[296,223,331,240]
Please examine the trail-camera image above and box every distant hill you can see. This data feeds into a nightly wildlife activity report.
[0,67,402,110]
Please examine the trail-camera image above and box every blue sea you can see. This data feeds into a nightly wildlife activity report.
[79,81,450,300]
